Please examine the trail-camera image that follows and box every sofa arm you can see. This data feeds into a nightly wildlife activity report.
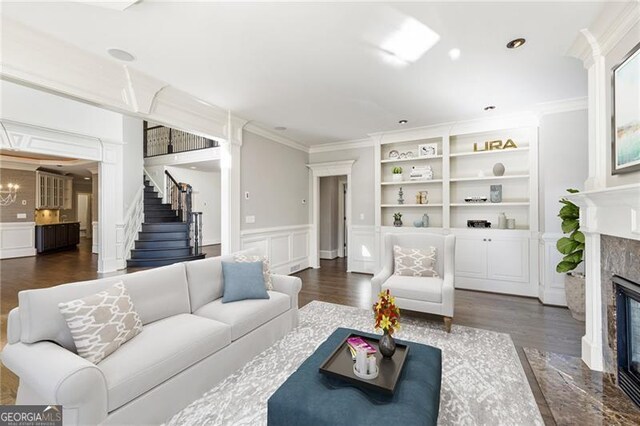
[271,274,302,306]
[371,266,392,305]
[441,273,455,318]
[1,341,108,425]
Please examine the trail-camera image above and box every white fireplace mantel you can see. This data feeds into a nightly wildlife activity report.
[565,183,640,372]
[566,183,640,240]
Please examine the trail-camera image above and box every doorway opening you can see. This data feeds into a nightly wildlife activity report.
[76,192,91,239]
[319,175,348,270]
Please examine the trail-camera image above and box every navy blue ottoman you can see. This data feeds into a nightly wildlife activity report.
[267,327,442,426]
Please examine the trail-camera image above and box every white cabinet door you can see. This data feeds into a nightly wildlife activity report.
[455,236,487,279]
[487,237,529,283]
[63,178,73,210]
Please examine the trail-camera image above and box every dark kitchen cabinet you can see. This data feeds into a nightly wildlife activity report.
[36,222,81,254]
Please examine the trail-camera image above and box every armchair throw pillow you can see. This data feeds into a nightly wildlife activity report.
[393,245,439,277]
[58,281,143,364]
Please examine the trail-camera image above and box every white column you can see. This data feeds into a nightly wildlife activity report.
[582,229,604,370]
[221,114,245,254]
[98,141,125,273]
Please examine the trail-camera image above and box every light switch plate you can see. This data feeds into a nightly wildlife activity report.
[16,213,27,219]
[245,215,255,224]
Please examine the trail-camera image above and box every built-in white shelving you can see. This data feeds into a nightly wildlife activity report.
[373,121,539,298]
[381,179,443,185]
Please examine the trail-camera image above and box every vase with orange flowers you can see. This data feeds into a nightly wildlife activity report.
[373,289,401,358]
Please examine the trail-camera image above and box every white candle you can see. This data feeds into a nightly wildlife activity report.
[367,356,376,375]
[355,348,367,374]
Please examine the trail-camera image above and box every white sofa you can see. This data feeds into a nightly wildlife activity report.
[1,249,301,425]
[371,233,455,332]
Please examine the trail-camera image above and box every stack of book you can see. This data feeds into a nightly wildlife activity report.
[346,336,376,360]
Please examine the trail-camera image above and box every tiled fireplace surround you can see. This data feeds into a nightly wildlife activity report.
[601,235,640,375]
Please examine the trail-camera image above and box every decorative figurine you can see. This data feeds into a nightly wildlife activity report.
[490,184,502,203]
[398,187,404,204]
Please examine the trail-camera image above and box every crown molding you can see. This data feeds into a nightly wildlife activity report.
[535,97,588,117]
[308,138,373,154]
[598,2,640,57]
[244,123,310,153]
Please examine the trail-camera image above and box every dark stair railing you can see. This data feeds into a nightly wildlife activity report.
[165,170,203,255]
[144,121,219,157]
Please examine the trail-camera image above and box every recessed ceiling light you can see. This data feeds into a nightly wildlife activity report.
[274,126,287,131]
[398,120,408,125]
[506,38,526,49]
[107,48,135,62]
[484,105,496,111]
[448,48,461,60]
[190,166,197,170]
[84,177,90,180]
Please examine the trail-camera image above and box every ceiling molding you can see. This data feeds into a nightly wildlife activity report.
[244,123,310,153]
[308,138,373,154]
[306,160,355,177]
[598,2,640,57]
[535,97,588,117]
[1,17,230,142]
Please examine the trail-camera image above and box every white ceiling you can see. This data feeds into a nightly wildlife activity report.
[0,2,615,145]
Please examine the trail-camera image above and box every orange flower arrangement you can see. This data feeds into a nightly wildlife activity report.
[373,289,401,335]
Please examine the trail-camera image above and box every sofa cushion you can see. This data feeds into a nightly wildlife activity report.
[18,263,191,351]
[98,313,231,412]
[195,291,290,341]
[221,261,270,303]
[233,253,274,290]
[382,275,443,304]
[58,282,143,364]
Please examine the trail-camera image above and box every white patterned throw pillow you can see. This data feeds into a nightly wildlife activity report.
[58,282,143,364]
[233,254,274,290]
[393,245,439,277]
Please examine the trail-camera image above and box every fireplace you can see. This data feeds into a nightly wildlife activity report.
[615,275,640,407]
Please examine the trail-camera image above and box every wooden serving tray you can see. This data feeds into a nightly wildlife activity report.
[318,332,409,395]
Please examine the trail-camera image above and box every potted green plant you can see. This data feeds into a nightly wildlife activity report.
[556,188,585,321]
[392,166,403,182]
[393,212,403,227]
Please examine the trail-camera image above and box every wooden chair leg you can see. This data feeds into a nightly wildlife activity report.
[443,316,452,333]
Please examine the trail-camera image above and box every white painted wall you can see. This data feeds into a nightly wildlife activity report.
[0,80,123,141]
[605,21,640,188]
[241,130,309,230]
[539,109,589,233]
[165,166,221,246]
[122,116,144,213]
[538,109,589,305]
[309,146,375,226]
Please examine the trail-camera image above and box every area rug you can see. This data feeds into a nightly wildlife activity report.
[168,301,543,425]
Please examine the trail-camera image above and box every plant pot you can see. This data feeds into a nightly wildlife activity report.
[565,273,585,321]
[392,174,403,182]
[393,219,402,227]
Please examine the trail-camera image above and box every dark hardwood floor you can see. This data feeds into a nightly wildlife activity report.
[1,245,584,425]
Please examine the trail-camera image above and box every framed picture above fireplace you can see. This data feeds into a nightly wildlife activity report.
[612,42,640,175]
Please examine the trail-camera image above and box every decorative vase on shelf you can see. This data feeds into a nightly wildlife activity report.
[393,213,403,227]
[392,173,403,182]
[413,220,423,227]
[498,212,507,229]
[379,330,396,358]
[493,162,505,176]
[422,213,430,227]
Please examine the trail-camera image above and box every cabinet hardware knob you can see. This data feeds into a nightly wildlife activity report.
[488,239,492,242]
[483,238,487,241]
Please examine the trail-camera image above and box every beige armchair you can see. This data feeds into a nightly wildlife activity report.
[371,233,456,332]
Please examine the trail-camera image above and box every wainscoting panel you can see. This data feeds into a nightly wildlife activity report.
[539,233,567,306]
[240,225,310,275]
[0,222,36,259]
[349,225,376,274]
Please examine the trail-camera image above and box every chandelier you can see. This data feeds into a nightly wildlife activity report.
[0,183,19,206]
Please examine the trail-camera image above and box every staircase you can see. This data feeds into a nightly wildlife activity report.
[127,178,206,268]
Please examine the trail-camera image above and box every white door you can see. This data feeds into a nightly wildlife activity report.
[454,236,488,279]
[486,237,529,283]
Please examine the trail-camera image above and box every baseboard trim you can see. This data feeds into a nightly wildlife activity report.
[319,249,338,260]
[0,247,37,259]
